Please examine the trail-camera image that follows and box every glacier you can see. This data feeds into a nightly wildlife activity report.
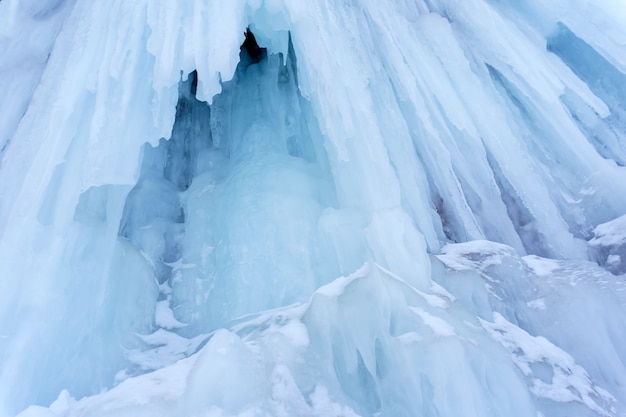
[0,0,626,416]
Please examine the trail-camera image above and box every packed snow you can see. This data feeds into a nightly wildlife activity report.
[589,214,626,274]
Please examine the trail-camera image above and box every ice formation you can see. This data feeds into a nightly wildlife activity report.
[0,0,625,416]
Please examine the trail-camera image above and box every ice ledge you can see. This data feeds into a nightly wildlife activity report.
[589,214,626,275]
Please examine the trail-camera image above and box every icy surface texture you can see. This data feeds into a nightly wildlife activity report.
[589,214,626,275]
[437,241,626,417]
[0,0,626,416]
[16,264,540,417]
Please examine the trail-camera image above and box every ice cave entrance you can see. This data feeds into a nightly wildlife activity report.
[117,28,339,346]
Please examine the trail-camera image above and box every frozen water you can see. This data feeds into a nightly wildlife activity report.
[15,264,540,417]
[1,0,626,416]
[589,214,626,274]
[436,240,626,416]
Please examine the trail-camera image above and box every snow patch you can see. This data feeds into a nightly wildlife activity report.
[481,313,616,416]
[437,240,517,271]
[523,255,562,276]
[409,307,457,337]
[590,214,626,247]
[155,300,187,329]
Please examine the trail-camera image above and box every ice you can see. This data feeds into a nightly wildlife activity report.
[523,255,562,276]
[436,240,626,416]
[1,0,626,416]
[125,329,207,373]
[409,307,457,337]
[590,214,626,247]
[482,313,616,417]
[0,1,73,155]
[589,214,626,275]
[13,265,540,417]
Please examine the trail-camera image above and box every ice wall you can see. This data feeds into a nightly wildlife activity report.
[1,0,626,416]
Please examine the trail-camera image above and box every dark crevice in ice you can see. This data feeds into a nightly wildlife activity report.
[484,147,549,258]
[432,190,462,244]
[240,28,267,67]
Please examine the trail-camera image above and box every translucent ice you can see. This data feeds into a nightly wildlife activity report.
[1,0,626,416]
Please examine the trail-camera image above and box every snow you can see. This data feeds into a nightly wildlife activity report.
[589,214,626,274]
[607,254,621,266]
[526,298,546,311]
[154,300,187,329]
[438,240,519,271]
[315,263,371,299]
[482,313,616,417]
[523,255,562,276]
[436,239,626,416]
[409,307,457,337]
[590,214,626,247]
[1,0,626,416]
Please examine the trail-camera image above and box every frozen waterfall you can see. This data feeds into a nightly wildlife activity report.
[1,1,626,416]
